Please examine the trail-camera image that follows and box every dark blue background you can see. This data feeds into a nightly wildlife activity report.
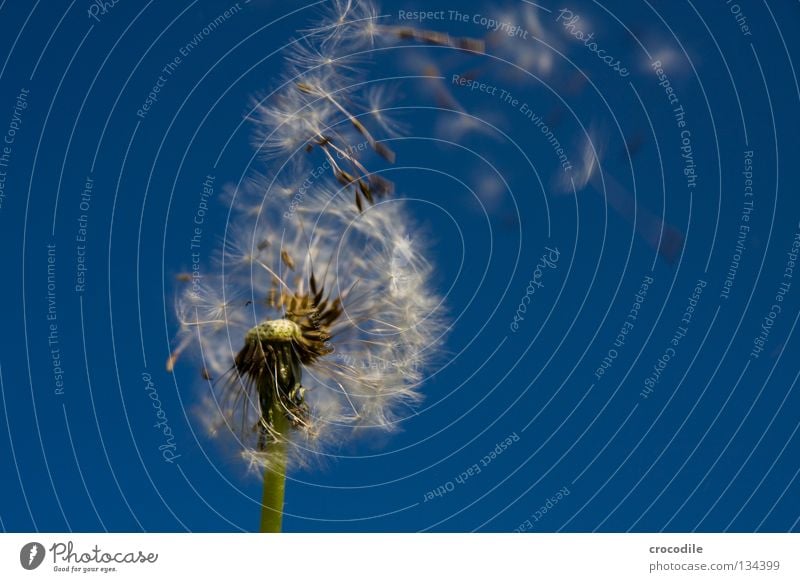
[1,0,798,532]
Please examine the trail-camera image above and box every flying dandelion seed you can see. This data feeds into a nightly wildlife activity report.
[362,84,407,138]
[557,127,685,263]
[487,4,558,81]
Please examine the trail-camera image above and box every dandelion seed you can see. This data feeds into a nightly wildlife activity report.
[297,79,396,163]
[390,27,485,52]
[247,1,483,214]
[560,127,685,263]
[363,85,406,137]
[305,1,483,53]
[285,38,365,81]
[488,5,558,79]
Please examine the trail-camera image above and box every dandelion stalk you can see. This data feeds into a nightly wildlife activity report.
[259,395,289,533]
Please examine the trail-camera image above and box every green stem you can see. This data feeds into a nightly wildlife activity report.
[259,402,289,533]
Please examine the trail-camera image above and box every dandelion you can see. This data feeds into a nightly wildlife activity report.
[170,0,459,532]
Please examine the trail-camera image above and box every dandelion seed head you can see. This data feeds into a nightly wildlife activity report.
[178,186,446,472]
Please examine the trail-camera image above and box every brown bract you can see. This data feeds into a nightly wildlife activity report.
[228,269,345,449]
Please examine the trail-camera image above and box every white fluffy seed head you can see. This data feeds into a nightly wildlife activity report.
[175,182,447,474]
